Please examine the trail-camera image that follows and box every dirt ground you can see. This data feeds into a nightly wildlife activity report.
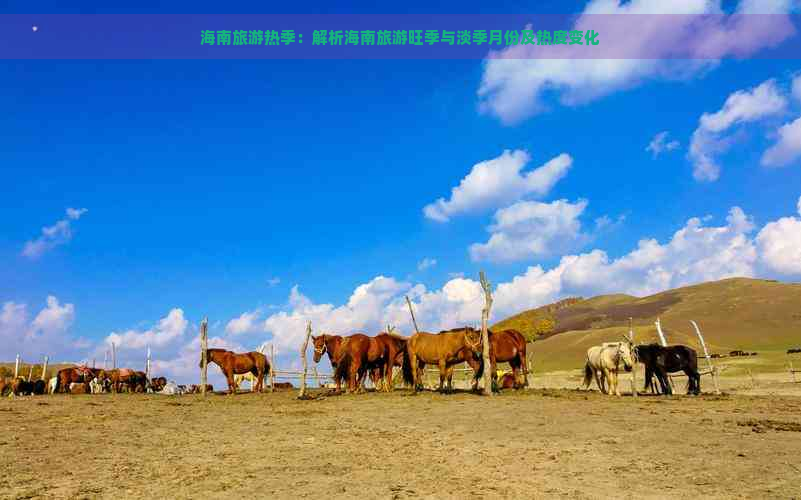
[3,383,801,500]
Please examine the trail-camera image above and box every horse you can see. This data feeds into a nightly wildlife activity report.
[48,376,58,394]
[233,372,264,392]
[55,366,98,393]
[202,349,270,394]
[32,379,46,395]
[473,329,530,390]
[635,344,701,395]
[11,378,34,396]
[582,341,634,396]
[149,376,167,392]
[403,328,483,393]
[312,334,346,390]
[363,332,408,392]
[97,368,138,393]
[332,334,376,393]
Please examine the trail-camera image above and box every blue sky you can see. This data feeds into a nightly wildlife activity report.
[2,0,801,383]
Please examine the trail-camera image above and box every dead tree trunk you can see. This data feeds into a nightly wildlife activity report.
[200,318,209,397]
[479,271,493,397]
[405,295,420,334]
[298,321,312,399]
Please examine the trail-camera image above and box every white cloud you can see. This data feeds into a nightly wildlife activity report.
[423,150,572,222]
[21,207,89,259]
[756,196,801,275]
[469,199,589,262]
[417,257,437,271]
[267,277,281,286]
[761,115,801,167]
[478,0,795,124]
[225,309,261,335]
[106,308,188,350]
[646,131,681,158]
[30,296,75,337]
[689,79,788,181]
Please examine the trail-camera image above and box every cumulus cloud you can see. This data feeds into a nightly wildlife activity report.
[106,308,188,350]
[756,196,801,275]
[0,296,81,360]
[417,258,437,271]
[762,115,801,167]
[423,150,572,222]
[478,0,795,125]
[21,207,89,259]
[689,79,788,181]
[225,309,261,335]
[646,131,681,158]
[469,199,589,262]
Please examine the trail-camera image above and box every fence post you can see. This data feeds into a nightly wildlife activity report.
[298,320,312,399]
[654,318,668,347]
[405,295,420,334]
[14,354,20,379]
[112,342,117,369]
[629,317,637,398]
[27,365,33,382]
[270,344,276,392]
[479,271,494,397]
[103,350,108,370]
[690,320,720,395]
[41,355,49,381]
[200,317,208,396]
[146,346,152,383]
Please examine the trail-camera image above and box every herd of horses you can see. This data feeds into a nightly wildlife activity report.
[582,338,702,396]
[3,327,708,398]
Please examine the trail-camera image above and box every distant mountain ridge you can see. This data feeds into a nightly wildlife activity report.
[492,277,801,371]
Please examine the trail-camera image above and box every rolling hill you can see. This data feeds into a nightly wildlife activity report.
[492,277,801,372]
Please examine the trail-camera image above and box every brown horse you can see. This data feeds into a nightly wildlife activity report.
[403,328,483,393]
[150,376,167,392]
[96,368,137,393]
[332,334,375,393]
[474,329,530,390]
[370,332,408,391]
[312,333,361,393]
[202,349,270,394]
[56,366,98,393]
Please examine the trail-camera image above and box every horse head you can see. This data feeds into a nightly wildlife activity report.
[617,339,634,372]
[312,335,327,363]
[463,328,483,356]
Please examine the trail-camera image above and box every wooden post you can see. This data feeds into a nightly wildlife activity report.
[27,365,34,382]
[14,354,20,379]
[479,271,493,397]
[200,317,209,396]
[103,350,108,370]
[112,342,117,369]
[405,295,420,334]
[690,320,720,395]
[654,318,668,347]
[629,317,637,398]
[41,356,49,381]
[298,320,312,399]
[146,346,152,382]
[270,344,276,392]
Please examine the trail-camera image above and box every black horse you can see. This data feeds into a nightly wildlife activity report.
[634,344,701,395]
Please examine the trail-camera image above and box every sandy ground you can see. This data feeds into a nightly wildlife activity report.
[2,382,801,500]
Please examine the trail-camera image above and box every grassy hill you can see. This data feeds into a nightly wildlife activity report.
[492,277,801,372]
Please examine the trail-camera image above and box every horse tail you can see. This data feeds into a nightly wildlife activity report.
[401,344,414,386]
[583,361,593,389]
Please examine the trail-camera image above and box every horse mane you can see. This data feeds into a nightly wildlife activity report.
[438,326,478,334]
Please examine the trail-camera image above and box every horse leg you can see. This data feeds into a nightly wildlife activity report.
[437,361,447,393]
[600,369,610,394]
[226,372,236,395]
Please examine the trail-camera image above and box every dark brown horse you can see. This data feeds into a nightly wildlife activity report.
[202,349,270,394]
[56,366,98,393]
[474,329,530,390]
[150,376,167,392]
[403,328,483,393]
[97,368,138,393]
[370,332,408,391]
[332,334,374,393]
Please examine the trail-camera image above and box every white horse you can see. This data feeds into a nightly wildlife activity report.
[47,376,58,394]
[583,341,634,396]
